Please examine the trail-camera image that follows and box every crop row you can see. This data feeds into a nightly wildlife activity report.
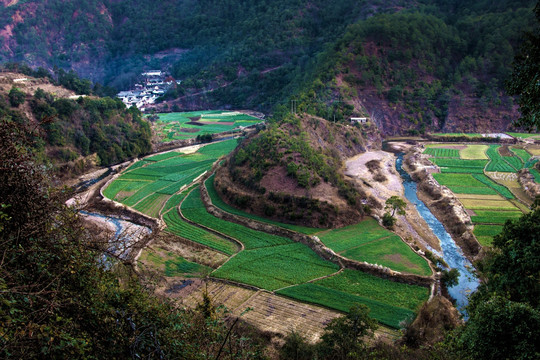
[133,193,169,218]
[510,148,531,163]
[423,147,460,158]
[182,188,291,250]
[485,145,518,172]
[277,283,415,329]
[163,209,237,255]
[212,242,339,291]
[471,174,515,199]
[470,210,523,225]
[103,179,150,200]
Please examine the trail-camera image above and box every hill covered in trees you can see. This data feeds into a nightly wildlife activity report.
[0,70,151,174]
[0,0,536,134]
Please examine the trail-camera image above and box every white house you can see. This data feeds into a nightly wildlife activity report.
[350,117,368,124]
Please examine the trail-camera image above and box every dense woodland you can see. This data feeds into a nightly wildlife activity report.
[0,67,151,171]
[0,0,537,127]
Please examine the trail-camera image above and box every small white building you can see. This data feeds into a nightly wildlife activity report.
[350,117,368,124]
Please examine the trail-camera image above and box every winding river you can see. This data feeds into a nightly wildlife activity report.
[396,154,479,314]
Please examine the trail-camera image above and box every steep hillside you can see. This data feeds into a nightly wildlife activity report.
[290,1,536,135]
[0,0,415,109]
[213,113,382,228]
[0,72,151,175]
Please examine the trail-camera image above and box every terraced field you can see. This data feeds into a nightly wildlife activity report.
[180,186,429,328]
[424,143,534,246]
[152,111,262,141]
[103,139,238,218]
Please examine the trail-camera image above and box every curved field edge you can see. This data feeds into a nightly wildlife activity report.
[205,174,323,235]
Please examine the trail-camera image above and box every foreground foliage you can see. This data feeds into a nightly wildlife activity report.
[0,117,267,358]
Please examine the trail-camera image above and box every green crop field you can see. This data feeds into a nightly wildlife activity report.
[152,111,262,142]
[471,174,515,199]
[164,208,237,255]
[315,269,429,312]
[531,169,540,183]
[460,145,489,160]
[506,132,540,139]
[103,139,238,217]
[139,249,212,277]
[430,158,488,173]
[473,224,504,247]
[182,188,291,249]
[212,242,339,290]
[277,283,415,329]
[510,148,532,163]
[205,175,323,235]
[317,219,431,276]
[485,145,516,172]
[470,210,523,224]
[423,148,460,158]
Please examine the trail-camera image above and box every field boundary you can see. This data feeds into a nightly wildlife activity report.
[199,170,435,291]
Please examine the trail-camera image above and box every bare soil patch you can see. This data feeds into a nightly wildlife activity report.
[179,127,199,133]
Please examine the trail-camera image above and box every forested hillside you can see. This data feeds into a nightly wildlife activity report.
[288,1,537,134]
[0,70,151,174]
[1,0,535,131]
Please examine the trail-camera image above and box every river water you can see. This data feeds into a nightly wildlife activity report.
[80,211,152,261]
[395,154,479,314]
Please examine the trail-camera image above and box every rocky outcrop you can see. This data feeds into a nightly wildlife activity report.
[518,168,540,200]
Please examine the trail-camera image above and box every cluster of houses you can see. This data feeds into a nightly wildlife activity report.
[116,70,181,111]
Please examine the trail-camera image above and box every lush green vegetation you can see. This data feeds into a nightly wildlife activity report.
[0,115,267,359]
[277,283,415,329]
[423,148,460,158]
[0,84,151,170]
[103,139,237,216]
[430,158,488,173]
[140,249,212,277]
[163,207,237,255]
[316,219,431,276]
[212,242,339,290]
[153,111,261,142]
[182,188,292,250]
[470,210,523,224]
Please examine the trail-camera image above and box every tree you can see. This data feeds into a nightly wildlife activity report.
[506,2,540,131]
[318,304,378,359]
[456,296,540,360]
[451,207,540,359]
[385,195,407,217]
[8,86,26,107]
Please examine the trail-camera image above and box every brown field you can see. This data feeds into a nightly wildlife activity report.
[460,198,518,210]
[156,278,399,344]
[455,193,505,200]
[526,147,540,156]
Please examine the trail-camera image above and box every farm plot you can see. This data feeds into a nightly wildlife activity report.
[212,242,339,290]
[205,175,322,235]
[182,188,291,249]
[422,147,460,158]
[460,144,489,160]
[152,111,262,142]
[473,225,504,247]
[316,219,431,276]
[163,208,238,255]
[102,139,238,217]
[426,142,527,247]
[277,283,414,329]
[139,247,212,277]
[430,158,488,173]
[183,186,427,327]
